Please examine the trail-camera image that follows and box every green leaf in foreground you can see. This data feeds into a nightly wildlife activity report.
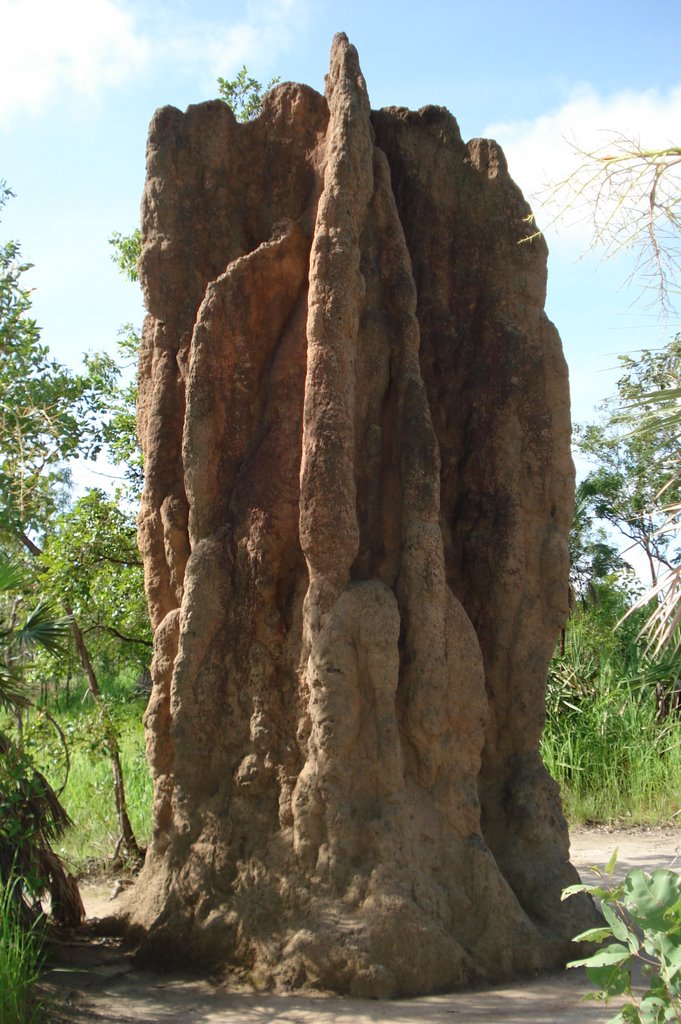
[624,869,681,933]
[605,848,619,875]
[570,941,631,969]
[602,901,636,946]
[565,864,681,1023]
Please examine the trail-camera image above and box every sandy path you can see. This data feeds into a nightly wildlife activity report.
[42,827,681,1023]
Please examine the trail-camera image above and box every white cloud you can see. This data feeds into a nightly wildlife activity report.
[208,0,303,70]
[154,0,306,87]
[0,0,307,127]
[0,0,150,124]
[485,83,681,250]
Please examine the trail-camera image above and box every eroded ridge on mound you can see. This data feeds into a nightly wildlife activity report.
[130,32,597,996]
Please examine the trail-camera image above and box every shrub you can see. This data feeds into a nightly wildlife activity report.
[563,852,681,1023]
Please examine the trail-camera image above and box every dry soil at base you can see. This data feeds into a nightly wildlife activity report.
[41,826,681,1024]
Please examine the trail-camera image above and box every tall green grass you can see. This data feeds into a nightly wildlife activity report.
[0,879,44,1024]
[542,601,681,825]
[55,710,152,869]
[21,673,153,872]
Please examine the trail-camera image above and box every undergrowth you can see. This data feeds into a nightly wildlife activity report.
[542,600,681,826]
[15,670,152,873]
[0,878,44,1024]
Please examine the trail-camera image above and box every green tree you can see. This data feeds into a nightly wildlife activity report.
[568,486,628,600]
[550,337,681,734]
[0,186,102,538]
[84,326,143,497]
[0,185,142,861]
[576,337,681,589]
[108,229,141,283]
[535,134,680,649]
[39,489,151,677]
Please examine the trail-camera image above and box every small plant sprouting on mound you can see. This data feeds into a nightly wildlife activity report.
[563,850,681,1023]
[216,66,280,122]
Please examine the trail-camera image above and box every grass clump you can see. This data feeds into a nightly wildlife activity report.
[0,877,44,1024]
[542,598,681,826]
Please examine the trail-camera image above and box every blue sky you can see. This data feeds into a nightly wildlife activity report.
[2,0,680,442]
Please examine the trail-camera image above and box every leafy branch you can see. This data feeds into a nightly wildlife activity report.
[564,852,681,1023]
[216,66,281,122]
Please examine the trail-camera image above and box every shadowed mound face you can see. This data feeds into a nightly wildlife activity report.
[130,32,597,996]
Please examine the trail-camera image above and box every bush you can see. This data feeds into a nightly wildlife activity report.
[564,853,681,1023]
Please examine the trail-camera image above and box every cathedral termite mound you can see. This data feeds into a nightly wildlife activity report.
[128,32,597,997]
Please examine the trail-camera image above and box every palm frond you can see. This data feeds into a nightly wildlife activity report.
[0,663,30,711]
[17,601,68,656]
[0,555,27,594]
[623,564,681,654]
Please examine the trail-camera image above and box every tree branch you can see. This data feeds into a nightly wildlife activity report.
[89,623,152,648]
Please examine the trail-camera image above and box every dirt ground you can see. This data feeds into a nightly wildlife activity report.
[40,826,681,1023]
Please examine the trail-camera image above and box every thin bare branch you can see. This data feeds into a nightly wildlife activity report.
[528,133,681,317]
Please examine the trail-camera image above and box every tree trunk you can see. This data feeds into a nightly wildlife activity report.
[129,34,598,995]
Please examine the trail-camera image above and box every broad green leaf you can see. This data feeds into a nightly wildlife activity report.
[570,941,631,969]
[655,932,681,981]
[0,555,25,592]
[573,926,618,943]
[563,882,616,901]
[638,993,672,1024]
[562,883,593,899]
[625,870,681,932]
[610,1006,642,1024]
[20,600,68,654]
[585,962,630,997]
[603,901,632,944]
